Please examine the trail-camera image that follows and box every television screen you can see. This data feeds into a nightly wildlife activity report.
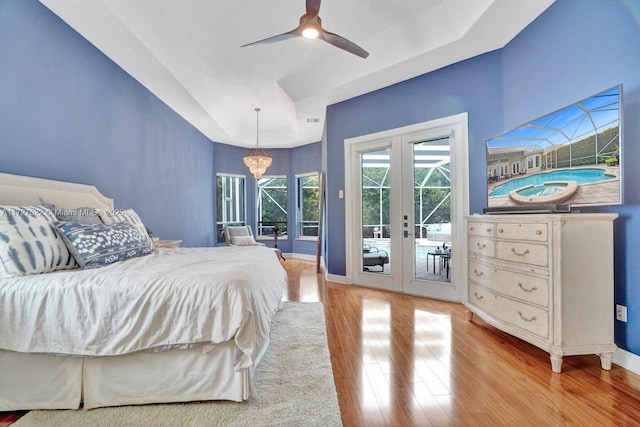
[486,85,622,208]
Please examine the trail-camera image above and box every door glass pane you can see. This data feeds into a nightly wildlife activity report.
[361,149,390,275]
[413,138,451,282]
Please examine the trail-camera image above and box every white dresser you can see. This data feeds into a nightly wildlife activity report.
[465,213,618,373]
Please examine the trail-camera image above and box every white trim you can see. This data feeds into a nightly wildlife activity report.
[294,171,319,178]
[295,172,320,240]
[345,113,468,146]
[325,273,349,284]
[259,174,287,180]
[613,348,640,375]
[338,137,392,287]
[283,253,316,261]
[216,172,246,179]
[343,113,469,301]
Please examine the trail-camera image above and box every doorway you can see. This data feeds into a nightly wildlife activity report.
[345,114,469,301]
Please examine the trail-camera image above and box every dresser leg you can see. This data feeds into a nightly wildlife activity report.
[466,310,473,321]
[550,355,563,373]
[598,353,613,370]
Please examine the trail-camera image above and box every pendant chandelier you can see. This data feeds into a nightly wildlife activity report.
[243,107,272,179]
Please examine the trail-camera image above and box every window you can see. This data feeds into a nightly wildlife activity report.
[216,174,245,243]
[297,172,320,238]
[257,176,287,238]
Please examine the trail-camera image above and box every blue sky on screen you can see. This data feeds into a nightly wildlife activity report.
[487,86,620,151]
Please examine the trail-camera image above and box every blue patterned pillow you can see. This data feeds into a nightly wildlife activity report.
[55,221,153,269]
[0,206,77,277]
[99,209,154,253]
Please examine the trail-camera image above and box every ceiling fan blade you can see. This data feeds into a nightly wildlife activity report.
[241,28,301,48]
[306,0,321,20]
[320,30,369,58]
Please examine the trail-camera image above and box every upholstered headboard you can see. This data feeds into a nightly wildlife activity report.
[0,172,114,210]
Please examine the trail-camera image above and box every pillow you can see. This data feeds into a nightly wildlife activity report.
[39,198,103,225]
[99,209,154,253]
[0,205,77,277]
[59,207,103,225]
[230,235,257,246]
[55,221,152,269]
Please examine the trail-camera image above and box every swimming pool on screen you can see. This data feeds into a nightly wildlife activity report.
[489,168,615,197]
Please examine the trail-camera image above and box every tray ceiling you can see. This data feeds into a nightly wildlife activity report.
[40,0,554,148]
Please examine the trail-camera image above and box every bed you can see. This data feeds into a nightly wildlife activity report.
[0,172,287,410]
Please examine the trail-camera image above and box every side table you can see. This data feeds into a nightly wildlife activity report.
[154,240,182,249]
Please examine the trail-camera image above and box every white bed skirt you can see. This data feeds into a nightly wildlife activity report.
[0,350,82,410]
[0,340,252,411]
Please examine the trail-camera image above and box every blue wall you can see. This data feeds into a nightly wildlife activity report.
[0,0,214,246]
[324,0,640,355]
[213,142,322,256]
[325,52,505,275]
[0,0,322,254]
[501,0,640,354]
[291,142,322,256]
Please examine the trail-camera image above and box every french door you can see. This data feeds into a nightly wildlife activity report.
[345,114,469,301]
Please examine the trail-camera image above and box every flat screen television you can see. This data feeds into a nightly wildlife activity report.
[486,85,622,209]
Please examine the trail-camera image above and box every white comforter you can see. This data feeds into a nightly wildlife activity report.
[0,246,286,370]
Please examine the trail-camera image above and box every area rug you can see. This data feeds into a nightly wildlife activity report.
[15,302,342,427]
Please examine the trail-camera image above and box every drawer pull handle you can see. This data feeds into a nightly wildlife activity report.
[487,228,492,233]
[518,311,537,322]
[498,228,503,233]
[474,292,484,301]
[474,269,484,277]
[477,243,487,250]
[511,248,530,257]
[518,282,537,293]
[536,230,542,235]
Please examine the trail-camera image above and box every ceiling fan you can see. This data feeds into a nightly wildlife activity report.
[241,0,369,59]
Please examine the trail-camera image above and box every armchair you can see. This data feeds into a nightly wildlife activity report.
[224,225,265,247]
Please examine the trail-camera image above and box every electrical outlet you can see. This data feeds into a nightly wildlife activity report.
[616,304,627,322]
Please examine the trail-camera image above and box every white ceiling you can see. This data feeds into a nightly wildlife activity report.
[39,0,554,149]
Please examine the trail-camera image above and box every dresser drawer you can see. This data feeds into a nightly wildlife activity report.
[469,260,549,307]
[469,237,495,258]
[496,222,548,242]
[496,241,548,267]
[467,221,495,238]
[469,283,549,339]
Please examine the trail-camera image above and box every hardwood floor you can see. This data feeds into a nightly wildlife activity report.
[3,259,640,426]
[282,259,640,426]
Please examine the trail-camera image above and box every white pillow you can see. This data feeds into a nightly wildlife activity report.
[230,235,256,246]
[0,206,77,277]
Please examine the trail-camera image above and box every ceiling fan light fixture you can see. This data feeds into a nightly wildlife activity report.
[241,0,369,58]
[243,107,272,179]
[302,26,319,39]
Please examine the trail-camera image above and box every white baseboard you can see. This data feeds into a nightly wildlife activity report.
[614,348,640,375]
[325,273,350,284]
[284,253,316,261]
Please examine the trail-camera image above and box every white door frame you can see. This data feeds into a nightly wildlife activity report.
[344,113,469,302]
